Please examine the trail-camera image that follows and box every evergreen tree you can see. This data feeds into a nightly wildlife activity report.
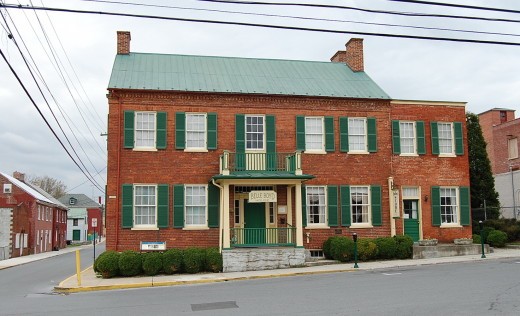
[466,112,500,219]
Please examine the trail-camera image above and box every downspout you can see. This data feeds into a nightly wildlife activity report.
[211,178,224,253]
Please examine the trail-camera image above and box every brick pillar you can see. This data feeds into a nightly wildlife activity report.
[117,31,131,55]
[345,38,364,72]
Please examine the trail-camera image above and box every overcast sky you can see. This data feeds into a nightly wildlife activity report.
[1,0,519,203]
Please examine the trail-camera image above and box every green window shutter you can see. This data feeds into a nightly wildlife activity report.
[123,111,135,149]
[367,117,377,153]
[340,185,351,227]
[266,115,276,170]
[416,121,426,155]
[431,122,439,155]
[371,185,382,226]
[157,184,169,228]
[173,185,185,228]
[121,184,133,228]
[325,116,335,152]
[208,183,220,228]
[454,122,464,155]
[175,112,185,150]
[156,112,167,149]
[301,186,307,227]
[327,186,338,226]
[207,113,218,150]
[339,117,349,152]
[459,186,470,226]
[235,114,245,153]
[431,186,441,226]
[296,115,306,151]
[392,120,401,154]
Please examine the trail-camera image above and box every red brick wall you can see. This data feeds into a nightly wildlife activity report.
[479,109,517,174]
[491,118,520,174]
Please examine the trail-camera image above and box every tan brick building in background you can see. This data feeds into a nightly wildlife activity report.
[106,31,471,271]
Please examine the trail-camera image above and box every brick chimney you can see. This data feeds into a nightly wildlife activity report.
[117,31,131,55]
[330,51,347,63]
[345,38,364,72]
[13,171,25,182]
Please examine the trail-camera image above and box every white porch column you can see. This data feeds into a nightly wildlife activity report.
[287,186,293,226]
[295,183,304,247]
[222,183,231,249]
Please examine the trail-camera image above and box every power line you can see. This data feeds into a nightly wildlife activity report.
[385,0,520,15]
[3,3,520,46]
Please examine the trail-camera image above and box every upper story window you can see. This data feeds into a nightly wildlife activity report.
[69,197,76,205]
[431,121,463,156]
[135,112,156,148]
[339,117,377,153]
[296,116,334,153]
[399,122,416,154]
[392,120,425,155]
[438,123,454,155]
[348,118,367,152]
[246,115,264,150]
[176,112,217,151]
[500,111,507,124]
[186,113,206,149]
[124,111,167,150]
[508,138,518,159]
[305,117,324,152]
[73,219,79,226]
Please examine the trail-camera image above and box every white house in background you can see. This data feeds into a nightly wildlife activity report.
[59,194,101,243]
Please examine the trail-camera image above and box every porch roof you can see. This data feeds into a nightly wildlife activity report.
[212,172,314,180]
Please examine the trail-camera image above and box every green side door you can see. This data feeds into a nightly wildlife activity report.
[244,200,266,245]
[403,200,420,242]
[72,230,81,241]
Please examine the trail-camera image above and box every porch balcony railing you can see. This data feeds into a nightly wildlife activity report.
[220,151,302,175]
[230,227,297,247]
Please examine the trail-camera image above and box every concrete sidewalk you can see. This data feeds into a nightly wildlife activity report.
[55,247,520,294]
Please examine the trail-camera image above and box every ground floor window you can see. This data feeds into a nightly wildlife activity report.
[306,186,326,225]
[185,185,207,226]
[134,185,157,226]
[351,186,369,224]
[440,187,458,224]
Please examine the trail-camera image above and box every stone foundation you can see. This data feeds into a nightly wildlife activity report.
[413,244,490,259]
[222,247,306,272]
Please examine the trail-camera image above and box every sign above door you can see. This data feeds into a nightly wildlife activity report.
[249,190,277,203]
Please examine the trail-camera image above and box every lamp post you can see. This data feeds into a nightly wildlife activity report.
[479,220,486,258]
[353,232,359,268]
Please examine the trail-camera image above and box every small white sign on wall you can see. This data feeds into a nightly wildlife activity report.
[140,241,166,251]
[249,191,277,203]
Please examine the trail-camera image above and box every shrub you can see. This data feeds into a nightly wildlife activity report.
[357,238,378,261]
[118,251,143,277]
[323,236,341,259]
[183,248,205,274]
[375,237,397,259]
[162,248,184,274]
[394,235,414,259]
[205,248,223,272]
[472,234,481,244]
[487,230,508,248]
[502,225,520,242]
[481,227,495,243]
[142,252,163,276]
[95,250,120,278]
[330,236,355,262]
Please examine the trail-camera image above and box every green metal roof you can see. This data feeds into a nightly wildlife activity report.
[108,53,390,99]
[212,172,315,180]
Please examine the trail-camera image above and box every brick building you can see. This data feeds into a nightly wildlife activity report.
[106,31,471,271]
[0,172,68,260]
[479,108,520,218]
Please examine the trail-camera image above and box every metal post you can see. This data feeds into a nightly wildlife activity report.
[75,249,82,286]
[353,233,359,268]
[479,220,486,259]
[483,199,487,221]
[511,165,517,220]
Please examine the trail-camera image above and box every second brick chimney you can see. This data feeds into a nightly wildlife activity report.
[117,31,131,55]
[13,171,25,182]
[330,38,364,72]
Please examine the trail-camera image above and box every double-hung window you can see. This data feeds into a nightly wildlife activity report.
[438,123,454,155]
[339,117,377,153]
[392,120,425,155]
[305,117,324,152]
[134,185,157,227]
[306,186,326,225]
[176,112,217,150]
[400,122,416,154]
[186,113,206,149]
[508,138,518,159]
[135,112,156,149]
[351,186,370,224]
[431,121,463,156]
[246,115,264,150]
[348,118,367,152]
[440,187,457,224]
[431,186,470,226]
[185,185,207,227]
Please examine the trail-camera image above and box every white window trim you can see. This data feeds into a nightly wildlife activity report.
[185,113,208,151]
[440,186,462,227]
[348,117,369,154]
[245,115,266,152]
[438,122,456,157]
[133,184,158,229]
[183,184,209,229]
[305,185,329,228]
[399,121,418,156]
[134,111,157,150]
[350,185,372,228]
[304,116,326,154]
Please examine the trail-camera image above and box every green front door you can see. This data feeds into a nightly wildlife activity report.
[244,200,266,245]
[403,200,420,242]
[72,229,81,241]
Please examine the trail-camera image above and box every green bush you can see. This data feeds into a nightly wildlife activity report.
[473,234,481,244]
[205,248,223,273]
[330,236,355,262]
[162,248,184,274]
[487,230,508,248]
[375,237,397,259]
[323,236,341,259]
[394,235,414,259]
[95,250,120,278]
[502,225,520,242]
[481,227,495,243]
[183,248,205,274]
[142,252,163,276]
[118,251,143,277]
[357,238,378,261]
